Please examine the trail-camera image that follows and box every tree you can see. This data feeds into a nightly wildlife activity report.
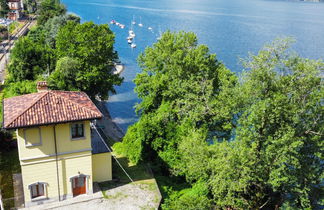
[48,56,80,91]
[37,0,66,25]
[8,36,47,81]
[115,31,235,168]
[3,80,37,98]
[179,39,324,209]
[0,0,9,18]
[54,21,123,99]
[116,36,323,209]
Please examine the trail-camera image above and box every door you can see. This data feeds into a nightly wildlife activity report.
[72,176,86,197]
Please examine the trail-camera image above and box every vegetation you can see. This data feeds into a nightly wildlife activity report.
[0,148,21,209]
[37,0,66,25]
[51,21,122,99]
[115,33,324,209]
[0,0,9,18]
[7,0,122,100]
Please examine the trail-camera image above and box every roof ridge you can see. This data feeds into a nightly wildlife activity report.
[51,91,102,117]
[5,91,49,128]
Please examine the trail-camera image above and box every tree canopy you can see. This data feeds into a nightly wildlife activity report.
[115,35,324,209]
[8,5,122,100]
[0,0,9,18]
[37,0,66,25]
[52,21,123,99]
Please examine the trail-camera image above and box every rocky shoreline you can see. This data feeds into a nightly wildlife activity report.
[95,99,125,142]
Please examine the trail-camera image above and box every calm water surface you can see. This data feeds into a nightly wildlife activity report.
[62,0,324,131]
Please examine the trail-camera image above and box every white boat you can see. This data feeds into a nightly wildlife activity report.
[119,24,125,29]
[157,26,162,40]
[110,20,116,24]
[138,16,143,27]
[128,39,132,44]
[132,15,136,25]
[129,30,135,38]
[148,27,152,30]
[131,43,136,48]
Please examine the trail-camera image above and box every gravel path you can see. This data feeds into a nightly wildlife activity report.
[56,180,160,210]
[24,179,160,210]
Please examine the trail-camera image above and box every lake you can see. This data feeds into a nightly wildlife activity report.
[61,0,324,132]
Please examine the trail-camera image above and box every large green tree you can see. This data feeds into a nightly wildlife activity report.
[178,39,324,209]
[8,36,47,81]
[54,21,123,99]
[116,36,323,209]
[37,0,66,25]
[115,31,235,167]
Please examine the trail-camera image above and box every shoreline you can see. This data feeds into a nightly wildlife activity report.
[95,99,125,142]
[113,64,124,75]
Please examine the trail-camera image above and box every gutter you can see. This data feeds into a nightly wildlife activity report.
[53,125,61,201]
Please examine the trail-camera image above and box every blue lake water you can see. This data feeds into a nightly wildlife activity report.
[61,0,324,132]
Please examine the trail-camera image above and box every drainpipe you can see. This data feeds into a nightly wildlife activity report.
[53,125,61,201]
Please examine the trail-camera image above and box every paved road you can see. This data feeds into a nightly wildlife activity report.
[0,19,36,84]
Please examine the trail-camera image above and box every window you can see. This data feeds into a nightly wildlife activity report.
[71,123,84,139]
[28,182,47,200]
[24,127,42,147]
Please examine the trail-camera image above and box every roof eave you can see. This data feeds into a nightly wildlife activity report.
[3,116,103,130]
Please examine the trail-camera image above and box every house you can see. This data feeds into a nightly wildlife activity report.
[7,0,23,20]
[2,82,112,207]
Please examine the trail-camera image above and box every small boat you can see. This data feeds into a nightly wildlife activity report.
[132,15,136,25]
[131,43,136,48]
[138,16,143,27]
[157,26,162,40]
[129,30,136,38]
[148,27,152,30]
[119,24,125,29]
[128,39,132,44]
[110,20,116,24]
[116,22,120,26]
[127,36,133,40]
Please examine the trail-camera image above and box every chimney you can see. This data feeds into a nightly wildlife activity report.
[37,81,48,92]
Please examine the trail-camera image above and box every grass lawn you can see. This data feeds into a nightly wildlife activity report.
[0,146,21,209]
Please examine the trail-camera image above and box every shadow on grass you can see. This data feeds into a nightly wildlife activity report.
[98,154,153,192]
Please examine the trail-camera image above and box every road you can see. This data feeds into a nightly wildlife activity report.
[0,19,36,84]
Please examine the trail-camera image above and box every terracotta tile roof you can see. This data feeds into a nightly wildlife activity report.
[3,91,103,129]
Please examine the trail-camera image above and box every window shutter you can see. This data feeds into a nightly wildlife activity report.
[31,185,37,197]
[38,184,44,196]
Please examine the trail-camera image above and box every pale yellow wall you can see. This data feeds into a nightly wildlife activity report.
[21,151,93,204]
[92,153,112,182]
[16,121,91,161]
[17,121,94,206]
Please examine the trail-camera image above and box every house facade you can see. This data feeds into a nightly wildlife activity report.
[3,82,112,207]
[7,0,23,20]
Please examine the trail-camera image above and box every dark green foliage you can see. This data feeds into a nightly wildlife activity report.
[37,0,66,25]
[116,31,234,166]
[24,0,37,13]
[118,36,323,209]
[54,21,123,99]
[3,80,37,98]
[162,181,212,210]
[0,0,9,18]
[8,37,47,81]
[48,56,80,91]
